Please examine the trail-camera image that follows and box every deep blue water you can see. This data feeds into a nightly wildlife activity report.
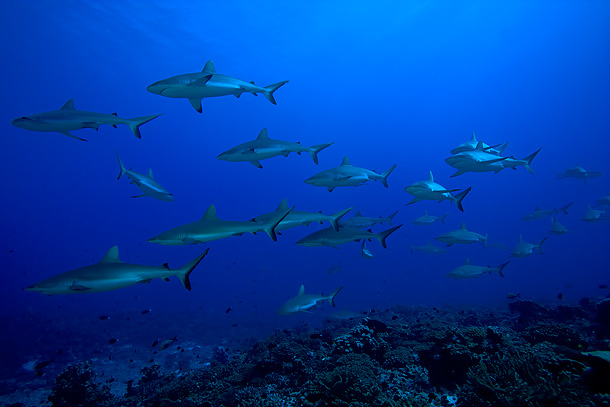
[1,0,609,384]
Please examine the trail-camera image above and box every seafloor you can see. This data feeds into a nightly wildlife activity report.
[2,297,610,407]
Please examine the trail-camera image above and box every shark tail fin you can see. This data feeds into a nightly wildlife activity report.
[327,286,343,307]
[377,225,402,249]
[126,114,163,139]
[379,164,397,188]
[116,151,126,180]
[330,207,353,231]
[537,237,548,254]
[483,234,488,248]
[386,210,399,226]
[496,142,510,155]
[263,80,289,105]
[496,261,510,278]
[453,187,472,212]
[440,213,449,224]
[264,205,294,241]
[560,202,574,215]
[176,248,209,291]
[522,148,542,174]
[308,143,334,164]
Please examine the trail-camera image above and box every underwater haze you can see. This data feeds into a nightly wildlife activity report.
[1,1,610,405]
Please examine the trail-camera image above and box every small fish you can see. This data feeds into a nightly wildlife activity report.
[108,338,118,344]
[159,336,177,350]
[141,309,151,314]
[506,293,521,300]
[151,339,159,347]
[98,315,110,320]
[600,284,608,289]
[557,292,563,300]
[391,315,398,320]
[225,307,232,314]
[35,360,52,370]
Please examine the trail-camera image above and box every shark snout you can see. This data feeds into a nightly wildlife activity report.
[146,82,168,95]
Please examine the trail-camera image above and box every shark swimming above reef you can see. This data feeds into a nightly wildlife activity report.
[116,152,173,201]
[277,285,343,315]
[305,156,397,192]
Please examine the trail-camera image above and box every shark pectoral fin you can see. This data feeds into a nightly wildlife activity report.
[450,169,467,177]
[250,161,263,169]
[188,98,203,113]
[60,131,87,142]
[189,74,213,87]
[327,186,335,192]
[131,194,146,198]
[163,277,170,282]
[139,279,153,284]
[69,284,92,291]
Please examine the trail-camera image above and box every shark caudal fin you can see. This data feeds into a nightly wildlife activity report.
[537,237,548,254]
[116,151,127,180]
[263,80,289,105]
[377,225,402,249]
[327,286,343,307]
[308,143,334,164]
[560,202,574,215]
[440,213,449,224]
[496,261,511,278]
[379,164,397,188]
[176,248,209,291]
[522,148,542,174]
[330,207,353,231]
[453,187,472,212]
[126,114,163,139]
[386,210,399,226]
[264,205,294,241]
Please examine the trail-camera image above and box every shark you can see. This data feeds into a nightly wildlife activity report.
[116,152,173,201]
[251,199,352,232]
[582,205,608,222]
[549,217,570,235]
[11,99,161,141]
[217,128,333,168]
[304,156,397,192]
[412,211,449,225]
[447,258,510,279]
[340,210,399,229]
[450,132,509,155]
[404,172,472,212]
[511,235,547,257]
[556,165,602,184]
[25,247,209,294]
[147,60,288,113]
[435,223,487,247]
[597,193,610,207]
[410,242,447,254]
[148,202,293,245]
[277,285,343,315]
[520,202,574,221]
[296,225,402,248]
[445,142,540,177]
[360,240,374,258]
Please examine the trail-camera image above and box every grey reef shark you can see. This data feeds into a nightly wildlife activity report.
[556,165,602,184]
[447,258,510,279]
[26,247,209,294]
[445,141,540,177]
[305,156,397,192]
[435,223,487,247]
[404,171,471,212]
[412,211,449,226]
[296,224,402,248]
[340,210,399,229]
[148,202,293,245]
[11,99,161,141]
[277,285,343,315]
[521,202,574,221]
[511,235,547,257]
[147,60,288,113]
[217,128,333,168]
[450,132,509,156]
[116,152,173,201]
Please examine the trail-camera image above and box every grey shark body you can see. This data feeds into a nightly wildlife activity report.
[147,60,288,113]
[412,211,449,225]
[445,142,540,177]
[11,99,161,141]
[26,247,209,295]
[116,152,173,201]
[277,285,343,315]
[557,165,602,183]
[410,243,447,254]
[296,225,402,248]
[404,172,471,212]
[450,132,509,155]
[447,258,510,279]
[511,235,547,257]
[549,217,570,235]
[340,210,399,229]
[436,223,487,247]
[305,156,397,192]
[521,202,574,221]
[582,205,609,222]
[148,202,292,245]
[217,128,333,168]
[252,199,352,232]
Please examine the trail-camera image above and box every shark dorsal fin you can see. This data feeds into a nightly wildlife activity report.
[471,132,477,141]
[465,258,470,265]
[424,210,428,215]
[355,210,362,217]
[341,156,351,166]
[61,99,75,110]
[276,198,289,211]
[111,112,118,116]
[519,234,523,242]
[475,141,485,150]
[100,246,121,263]
[256,128,269,140]
[298,285,305,296]
[202,60,216,73]
[460,222,466,230]
[535,206,541,211]
[148,168,154,179]
[428,171,434,182]
[201,205,218,220]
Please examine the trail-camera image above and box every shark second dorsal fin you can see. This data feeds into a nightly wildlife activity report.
[460,222,467,230]
[465,258,470,265]
[148,169,154,179]
[202,60,216,73]
[256,128,269,140]
[100,246,121,263]
[298,285,305,296]
[355,210,362,217]
[276,198,289,211]
[428,171,434,182]
[471,132,477,141]
[61,99,75,110]
[341,156,351,166]
[519,234,523,242]
[201,205,218,220]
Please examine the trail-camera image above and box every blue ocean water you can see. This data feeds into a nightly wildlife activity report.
[1,0,609,400]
